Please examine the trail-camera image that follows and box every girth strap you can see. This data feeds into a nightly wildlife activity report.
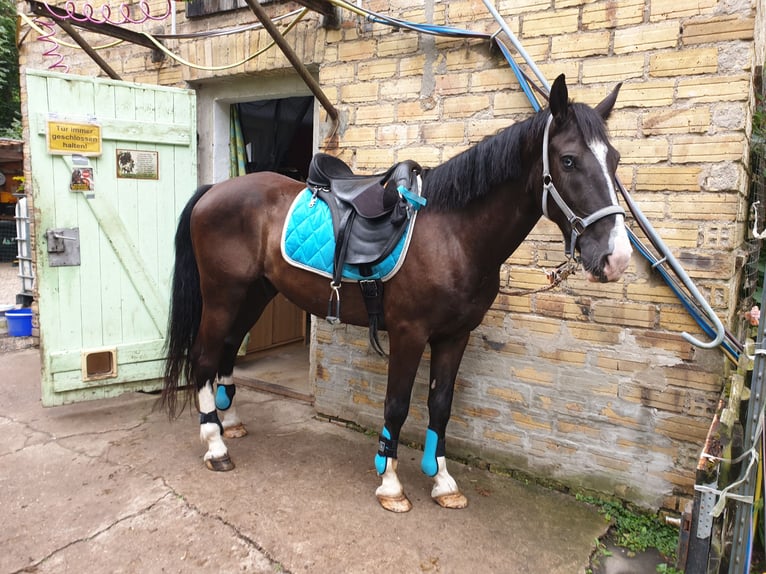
[359,279,386,356]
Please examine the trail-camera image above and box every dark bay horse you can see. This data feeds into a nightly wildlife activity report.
[162,74,632,512]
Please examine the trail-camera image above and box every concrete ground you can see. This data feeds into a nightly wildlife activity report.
[0,347,631,574]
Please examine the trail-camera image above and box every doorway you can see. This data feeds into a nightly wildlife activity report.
[231,95,313,402]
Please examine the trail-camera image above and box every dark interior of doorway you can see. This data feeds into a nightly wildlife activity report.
[236,96,313,181]
[232,96,312,403]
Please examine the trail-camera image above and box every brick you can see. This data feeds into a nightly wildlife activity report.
[636,166,702,192]
[355,147,395,168]
[511,411,552,432]
[319,63,355,85]
[677,76,751,103]
[492,292,533,313]
[483,428,524,446]
[642,108,711,135]
[445,46,492,72]
[470,68,521,93]
[592,300,657,328]
[377,33,420,58]
[338,39,376,61]
[565,323,623,345]
[650,0,718,20]
[380,76,423,99]
[551,30,611,59]
[655,415,710,443]
[340,81,378,103]
[357,59,398,81]
[534,293,591,321]
[536,346,587,366]
[467,118,515,142]
[397,100,440,122]
[376,124,419,147]
[341,125,377,146]
[620,383,686,413]
[399,54,428,77]
[497,0,550,15]
[682,16,755,45]
[614,22,679,54]
[434,72,471,95]
[658,305,703,333]
[582,0,644,30]
[626,282,695,305]
[487,386,528,405]
[494,90,540,116]
[443,94,492,118]
[615,138,669,164]
[649,48,718,77]
[355,103,395,124]
[421,122,467,145]
[616,80,676,108]
[522,8,579,38]
[582,55,645,84]
[671,135,746,163]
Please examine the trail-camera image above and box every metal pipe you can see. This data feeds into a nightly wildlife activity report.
[243,0,339,123]
[480,0,550,92]
[616,177,725,349]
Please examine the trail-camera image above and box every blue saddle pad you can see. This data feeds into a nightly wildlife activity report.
[281,188,416,282]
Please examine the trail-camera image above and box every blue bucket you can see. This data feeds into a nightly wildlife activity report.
[6,308,32,337]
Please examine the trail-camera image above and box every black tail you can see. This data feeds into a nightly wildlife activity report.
[161,184,214,418]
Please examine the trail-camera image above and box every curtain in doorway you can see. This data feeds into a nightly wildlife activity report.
[229,105,247,178]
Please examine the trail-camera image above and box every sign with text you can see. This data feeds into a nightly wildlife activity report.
[116,149,159,180]
[47,120,102,156]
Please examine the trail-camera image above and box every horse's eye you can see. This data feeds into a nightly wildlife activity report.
[561,156,576,171]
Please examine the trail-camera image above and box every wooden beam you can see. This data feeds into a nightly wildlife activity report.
[27,1,158,50]
[56,19,123,80]
[243,0,339,122]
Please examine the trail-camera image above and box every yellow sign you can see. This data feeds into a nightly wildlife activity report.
[47,121,102,156]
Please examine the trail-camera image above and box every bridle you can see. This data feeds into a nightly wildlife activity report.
[541,114,625,259]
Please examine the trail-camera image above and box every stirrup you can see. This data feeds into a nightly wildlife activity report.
[326,282,341,324]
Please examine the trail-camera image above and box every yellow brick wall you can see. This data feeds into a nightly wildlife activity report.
[16,0,762,510]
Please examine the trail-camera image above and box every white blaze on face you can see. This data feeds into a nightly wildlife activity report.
[586,139,632,282]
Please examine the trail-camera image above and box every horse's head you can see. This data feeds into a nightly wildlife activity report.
[540,74,632,283]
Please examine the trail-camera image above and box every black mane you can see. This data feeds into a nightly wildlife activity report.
[421,102,607,211]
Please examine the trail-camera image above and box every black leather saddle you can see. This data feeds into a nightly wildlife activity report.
[305,153,424,354]
[306,153,423,283]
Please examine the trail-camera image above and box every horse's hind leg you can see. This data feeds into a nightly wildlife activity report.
[216,279,278,440]
[421,332,470,509]
[194,279,274,471]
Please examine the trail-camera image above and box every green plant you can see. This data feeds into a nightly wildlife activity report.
[577,495,679,560]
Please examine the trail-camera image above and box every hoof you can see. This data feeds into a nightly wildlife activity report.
[433,491,468,509]
[205,454,235,472]
[223,423,248,439]
[377,493,413,513]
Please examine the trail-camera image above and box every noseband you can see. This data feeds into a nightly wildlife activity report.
[541,114,625,258]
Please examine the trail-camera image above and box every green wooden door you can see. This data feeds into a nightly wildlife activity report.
[25,70,197,406]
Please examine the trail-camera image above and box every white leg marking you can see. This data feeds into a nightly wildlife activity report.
[431,456,459,499]
[587,139,632,281]
[199,381,228,461]
[376,458,405,498]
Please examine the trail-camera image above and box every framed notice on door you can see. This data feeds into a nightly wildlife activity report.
[116,149,159,180]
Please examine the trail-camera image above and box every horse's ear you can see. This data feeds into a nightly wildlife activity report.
[595,82,622,120]
[549,74,568,123]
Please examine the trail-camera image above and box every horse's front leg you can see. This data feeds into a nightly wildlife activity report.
[421,332,470,509]
[374,331,428,513]
[198,379,235,471]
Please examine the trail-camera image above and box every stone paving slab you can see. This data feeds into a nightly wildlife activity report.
[1,348,612,573]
